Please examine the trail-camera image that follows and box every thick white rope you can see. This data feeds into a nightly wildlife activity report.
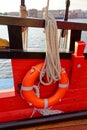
[40,1,61,86]
[59,29,68,52]
[38,108,63,116]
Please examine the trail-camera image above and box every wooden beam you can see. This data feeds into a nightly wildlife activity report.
[8,25,23,49]
[70,30,82,51]
[21,0,25,6]
[64,0,70,21]
[0,50,72,59]
[0,16,87,31]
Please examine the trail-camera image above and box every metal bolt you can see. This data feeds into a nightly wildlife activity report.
[77,64,81,68]
[59,99,62,102]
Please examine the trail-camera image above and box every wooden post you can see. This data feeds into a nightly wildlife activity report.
[61,0,70,37]
[8,25,23,50]
[70,41,86,87]
[64,0,70,21]
[70,30,82,51]
[21,0,25,6]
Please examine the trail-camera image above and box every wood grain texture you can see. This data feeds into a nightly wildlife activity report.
[0,16,87,30]
[15,119,87,130]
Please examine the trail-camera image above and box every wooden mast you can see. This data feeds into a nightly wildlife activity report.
[20,0,28,49]
[64,0,70,21]
[21,0,25,6]
[61,0,70,37]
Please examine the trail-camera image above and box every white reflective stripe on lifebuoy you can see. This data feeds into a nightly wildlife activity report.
[59,83,69,88]
[32,66,41,72]
[44,99,48,108]
[21,86,33,91]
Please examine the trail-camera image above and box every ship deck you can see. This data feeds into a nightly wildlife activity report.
[15,118,87,130]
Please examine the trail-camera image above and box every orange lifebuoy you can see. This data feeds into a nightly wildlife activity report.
[21,63,69,108]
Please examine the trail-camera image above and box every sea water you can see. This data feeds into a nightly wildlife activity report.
[0,19,87,90]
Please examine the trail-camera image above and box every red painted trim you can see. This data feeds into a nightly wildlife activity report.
[0,88,15,98]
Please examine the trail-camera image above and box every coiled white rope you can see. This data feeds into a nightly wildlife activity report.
[40,0,61,85]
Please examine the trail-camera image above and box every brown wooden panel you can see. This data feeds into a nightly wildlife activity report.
[0,16,45,28]
[70,30,81,51]
[0,50,72,59]
[0,16,87,31]
[14,118,87,130]
[8,25,23,49]
[38,125,87,130]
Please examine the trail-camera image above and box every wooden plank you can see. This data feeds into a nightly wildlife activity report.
[0,16,87,30]
[1,50,87,59]
[0,50,71,59]
[70,30,81,51]
[15,118,87,130]
[8,25,23,49]
[0,16,45,28]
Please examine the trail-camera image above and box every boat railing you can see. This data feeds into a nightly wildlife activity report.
[0,15,87,59]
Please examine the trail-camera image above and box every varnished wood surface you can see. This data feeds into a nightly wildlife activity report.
[0,15,87,30]
[0,15,87,51]
[15,118,87,130]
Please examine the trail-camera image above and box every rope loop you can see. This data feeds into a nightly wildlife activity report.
[40,1,61,86]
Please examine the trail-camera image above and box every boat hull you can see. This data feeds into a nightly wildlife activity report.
[0,53,87,122]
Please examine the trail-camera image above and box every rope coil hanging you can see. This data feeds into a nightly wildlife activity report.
[40,0,61,85]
